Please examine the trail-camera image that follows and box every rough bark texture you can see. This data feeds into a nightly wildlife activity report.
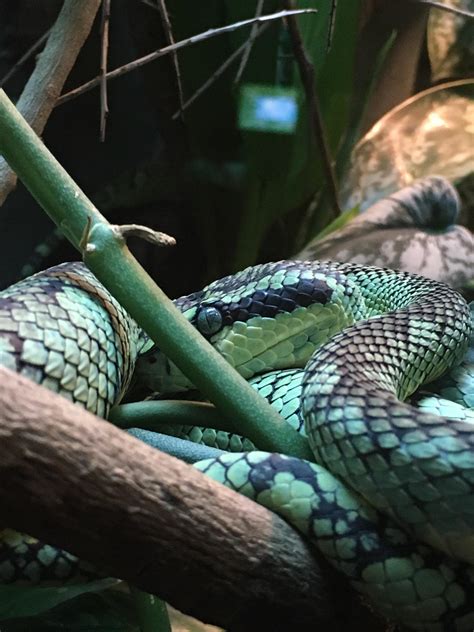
[0,0,101,204]
[0,366,362,631]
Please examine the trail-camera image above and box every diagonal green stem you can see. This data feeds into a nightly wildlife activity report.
[0,88,312,460]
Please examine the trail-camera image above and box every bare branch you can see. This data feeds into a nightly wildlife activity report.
[56,8,317,107]
[156,0,185,120]
[100,0,111,142]
[113,223,176,246]
[234,0,265,85]
[282,1,342,217]
[172,22,271,120]
[0,0,102,205]
[359,2,429,135]
[0,27,52,88]
[327,0,338,51]
[0,366,346,630]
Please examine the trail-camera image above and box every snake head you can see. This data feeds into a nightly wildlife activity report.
[134,261,358,394]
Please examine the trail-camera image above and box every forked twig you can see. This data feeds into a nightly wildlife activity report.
[0,27,52,88]
[234,0,265,84]
[56,8,317,107]
[156,0,185,119]
[172,22,271,120]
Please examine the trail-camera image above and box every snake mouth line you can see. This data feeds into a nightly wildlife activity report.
[224,306,350,379]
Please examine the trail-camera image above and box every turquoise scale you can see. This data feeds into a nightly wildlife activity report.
[0,262,146,418]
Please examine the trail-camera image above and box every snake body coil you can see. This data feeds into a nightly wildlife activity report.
[0,260,473,630]
[0,262,146,418]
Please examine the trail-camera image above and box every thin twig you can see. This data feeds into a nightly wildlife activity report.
[100,0,111,142]
[140,0,160,10]
[0,0,102,205]
[56,8,317,107]
[326,0,338,51]
[406,0,474,18]
[156,0,185,120]
[0,27,52,88]
[113,223,176,246]
[172,22,271,120]
[283,1,342,216]
[234,0,265,85]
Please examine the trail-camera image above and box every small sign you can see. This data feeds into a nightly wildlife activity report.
[238,84,299,134]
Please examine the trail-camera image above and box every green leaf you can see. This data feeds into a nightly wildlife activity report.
[0,579,118,620]
[1,589,139,632]
[230,0,362,269]
[310,204,359,242]
[130,587,171,632]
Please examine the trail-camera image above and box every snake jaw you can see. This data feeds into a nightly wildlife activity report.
[211,302,356,380]
[132,300,350,394]
[134,261,365,392]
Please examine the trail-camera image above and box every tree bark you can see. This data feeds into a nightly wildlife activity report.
[359,0,429,135]
[0,0,102,204]
[0,366,357,631]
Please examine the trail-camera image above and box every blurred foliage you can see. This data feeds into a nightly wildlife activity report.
[0,580,118,619]
[168,1,360,274]
[0,586,138,632]
[1,1,471,295]
[0,0,363,291]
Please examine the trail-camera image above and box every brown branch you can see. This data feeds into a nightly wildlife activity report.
[100,0,111,142]
[0,366,350,631]
[359,1,429,135]
[0,0,102,205]
[282,0,342,217]
[56,8,317,107]
[234,0,265,85]
[0,27,53,89]
[172,22,271,121]
[156,0,185,120]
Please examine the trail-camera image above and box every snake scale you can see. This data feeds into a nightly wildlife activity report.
[0,259,473,631]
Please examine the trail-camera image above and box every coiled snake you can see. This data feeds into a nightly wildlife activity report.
[0,260,473,631]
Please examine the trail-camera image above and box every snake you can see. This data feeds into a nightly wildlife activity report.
[0,259,473,631]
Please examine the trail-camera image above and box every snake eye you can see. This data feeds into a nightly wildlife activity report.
[196,306,223,336]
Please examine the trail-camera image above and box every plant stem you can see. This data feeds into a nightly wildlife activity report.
[110,401,236,432]
[56,9,317,107]
[0,88,312,461]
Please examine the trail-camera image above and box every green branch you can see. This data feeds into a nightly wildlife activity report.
[0,88,312,461]
[110,401,236,432]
